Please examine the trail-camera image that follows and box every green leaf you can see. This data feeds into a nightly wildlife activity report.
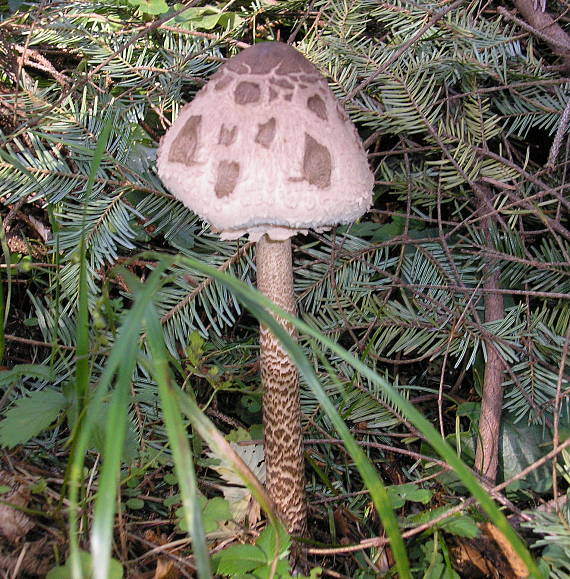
[89,403,139,464]
[226,427,252,443]
[126,498,145,510]
[215,544,267,574]
[387,483,432,509]
[204,496,232,525]
[177,496,231,533]
[440,515,480,538]
[164,495,180,508]
[0,364,52,386]
[128,0,168,15]
[0,390,66,447]
[256,523,290,559]
[339,216,408,242]
[241,394,262,413]
[424,562,460,579]
[163,473,178,485]
[250,559,291,579]
[499,414,551,494]
[173,5,242,31]
[456,402,480,423]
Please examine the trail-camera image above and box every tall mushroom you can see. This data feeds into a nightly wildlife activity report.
[157,42,374,539]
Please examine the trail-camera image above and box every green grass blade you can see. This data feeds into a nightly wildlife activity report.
[144,305,212,578]
[144,302,284,575]
[164,255,408,576]
[73,115,114,423]
[68,114,115,578]
[174,387,279,527]
[46,203,62,372]
[173,253,540,578]
[67,259,171,578]
[173,380,284,574]
[90,337,139,579]
[235,292,410,577]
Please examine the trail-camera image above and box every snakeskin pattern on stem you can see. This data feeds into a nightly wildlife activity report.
[256,234,307,537]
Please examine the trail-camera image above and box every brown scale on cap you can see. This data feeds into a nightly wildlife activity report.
[157,43,374,556]
[218,125,237,147]
[302,134,331,188]
[215,160,240,198]
[167,115,201,165]
[214,74,232,91]
[234,81,261,105]
[255,118,277,149]
[269,78,295,90]
[225,42,319,75]
[307,94,328,121]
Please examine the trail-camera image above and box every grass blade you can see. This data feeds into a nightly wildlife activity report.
[173,253,541,578]
[73,115,114,423]
[90,336,139,579]
[144,305,212,578]
[66,259,171,577]
[68,113,115,578]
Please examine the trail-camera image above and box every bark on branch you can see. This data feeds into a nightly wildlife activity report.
[502,0,570,70]
[474,187,506,483]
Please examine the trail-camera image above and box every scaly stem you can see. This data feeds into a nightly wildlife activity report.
[256,234,307,538]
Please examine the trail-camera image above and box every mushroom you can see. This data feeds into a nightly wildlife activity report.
[157,42,374,540]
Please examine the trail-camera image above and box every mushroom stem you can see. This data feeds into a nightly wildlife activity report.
[256,234,307,538]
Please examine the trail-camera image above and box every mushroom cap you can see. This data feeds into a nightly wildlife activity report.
[157,42,374,241]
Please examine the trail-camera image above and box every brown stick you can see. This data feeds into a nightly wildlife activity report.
[512,0,570,56]
[474,187,506,483]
